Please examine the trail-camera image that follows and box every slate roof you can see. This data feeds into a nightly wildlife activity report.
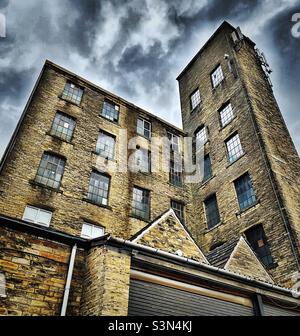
[206,240,239,268]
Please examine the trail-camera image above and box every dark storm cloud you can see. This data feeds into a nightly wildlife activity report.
[0,0,299,158]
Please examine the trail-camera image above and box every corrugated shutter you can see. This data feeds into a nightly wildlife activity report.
[264,304,300,316]
[128,279,253,316]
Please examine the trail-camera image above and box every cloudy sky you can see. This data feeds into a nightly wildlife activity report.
[0,0,299,158]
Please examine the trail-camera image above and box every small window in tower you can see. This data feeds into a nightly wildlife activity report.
[35,153,65,190]
[169,156,183,187]
[225,133,244,163]
[135,148,151,173]
[234,173,257,211]
[100,100,120,123]
[219,102,234,127]
[87,172,110,206]
[245,225,274,267]
[96,131,116,160]
[196,126,208,146]
[203,154,213,182]
[50,112,76,142]
[23,206,52,227]
[61,82,83,105]
[190,89,201,111]
[132,186,150,220]
[211,65,224,88]
[171,200,185,224]
[167,132,180,152]
[137,117,151,139]
[204,194,221,229]
[81,222,105,239]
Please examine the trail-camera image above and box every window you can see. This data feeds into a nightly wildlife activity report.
[245,225,274,267]
[204,194,220,229]
[167,132,180,152]
[35,153,65,189]
[61,82,83,105]
[132,187,150,220]
[87,172,110,206]
[196,126,208,146]
[211,65,224,88]
[171,200,185,224]
[190,89,201,110]
[226,133,244,163]
[203,154,213,182]
[234,173,257,211]
[137,118,151,139]
[50,112,76,142]
[219,103,234,127]
[22,206,52,227]
[100,100,119,123]
[96,131,116,160]
[169,157,183,186]
[135,148,151,173]
[81,223,105,239]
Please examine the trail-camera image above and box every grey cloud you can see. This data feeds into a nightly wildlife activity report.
[0,0,299,159]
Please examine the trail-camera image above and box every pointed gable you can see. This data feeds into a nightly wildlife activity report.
[130,209,208,264]
[224,237,274,283]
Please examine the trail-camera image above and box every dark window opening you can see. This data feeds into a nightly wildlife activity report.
[204,194,220,229]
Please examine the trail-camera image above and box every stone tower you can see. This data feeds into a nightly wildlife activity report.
[177,21,300,286]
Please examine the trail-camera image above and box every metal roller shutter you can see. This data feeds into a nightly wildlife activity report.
[128,279,254,316]
[264,304,300,316]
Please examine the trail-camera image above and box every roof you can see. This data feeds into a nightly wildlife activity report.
[176,21,255,80]
[45,60,185,135]
[206,239,238,268]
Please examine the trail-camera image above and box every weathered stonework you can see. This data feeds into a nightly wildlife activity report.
[132,209,208,263]
[0,226,85,316]
[224,237,274,283]
[80,246,131,316]
[177,22,300,286]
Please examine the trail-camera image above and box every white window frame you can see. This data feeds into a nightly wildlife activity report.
[190,89,201,110]
[211,65,224,88]
[196,126,208,146]
[81,223,105,239]
[167,132,180,152]
[22,206,52,227]
[137,117,151,139]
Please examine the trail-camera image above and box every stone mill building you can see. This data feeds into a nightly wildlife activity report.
[0,21,300,316]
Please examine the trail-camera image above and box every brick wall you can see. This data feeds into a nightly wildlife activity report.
[80,245,131,316]
[0,226,84,316]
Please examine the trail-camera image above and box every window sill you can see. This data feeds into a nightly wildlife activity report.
[226,152,246,168]
[218,115,237,131]
[236,200,260,218]
[190,104,202,114]
[82,198,112,210]
[58,95,83,108]
[204,220,224,234]
[136,133,151,141]
[168,181,184,188]
[201,175,215,188]
[98,114,120,126]
[92,151,116,162]
[129,214,150,223]
[46,132,74,145]
[212,78,226,92]
[265,262,278,270]
[29,180,63,194]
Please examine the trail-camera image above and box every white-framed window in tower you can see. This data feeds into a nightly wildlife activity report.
[190,88,201,111]
[81,222,105,239]
[219,102,234,127]
[137,117,151,139]
[196,126,208,146]
[22,205,52,227]
[225,132,244,163]
[167,132,180,152]
[211,64,224,88]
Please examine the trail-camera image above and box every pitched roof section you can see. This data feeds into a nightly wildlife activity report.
[207,240,238,268]
[224,237,274,284]
[130,209,209,264]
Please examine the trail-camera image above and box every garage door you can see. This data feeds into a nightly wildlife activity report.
[128,276,254,316]
[264,304,300,316]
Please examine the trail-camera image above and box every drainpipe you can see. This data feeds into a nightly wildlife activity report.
[60,244,77,316]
